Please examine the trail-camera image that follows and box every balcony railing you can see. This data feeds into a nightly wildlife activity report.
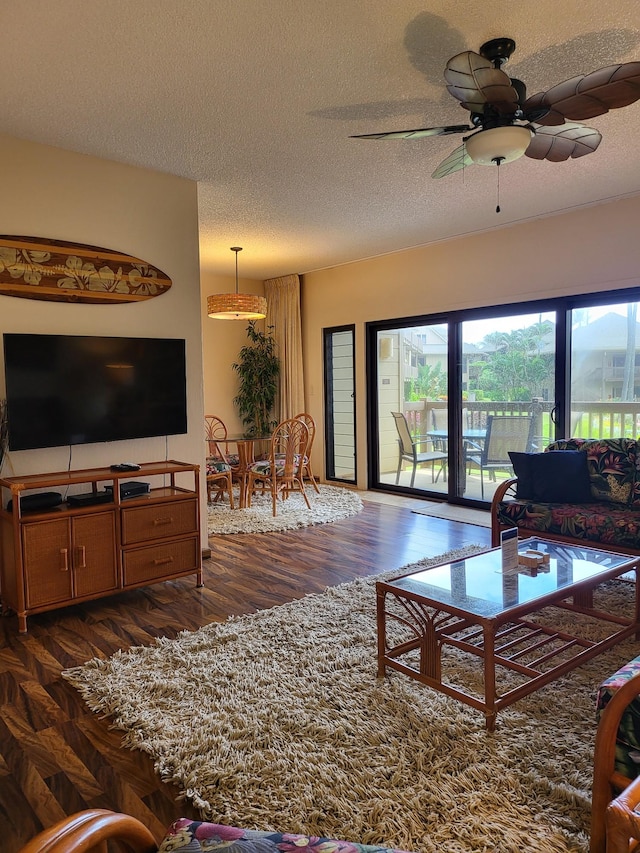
[404,400,640,445]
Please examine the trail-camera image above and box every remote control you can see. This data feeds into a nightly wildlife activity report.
[110,463,141,471]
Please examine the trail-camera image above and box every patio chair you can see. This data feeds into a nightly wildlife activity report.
[246,417,311,516]
[391,411,447,488]
[430,408,448,431]
[465,414,534,499]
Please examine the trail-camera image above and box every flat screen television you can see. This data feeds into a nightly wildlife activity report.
[3,333,188,451]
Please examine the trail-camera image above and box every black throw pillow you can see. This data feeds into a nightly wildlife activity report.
[508,451,535,499]
[508,450,592,503]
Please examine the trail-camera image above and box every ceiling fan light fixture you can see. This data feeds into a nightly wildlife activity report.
[207,246,267,320]
[465,125,533,166]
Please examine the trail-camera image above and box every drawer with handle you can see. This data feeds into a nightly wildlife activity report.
[123,537,200,585]
[121,498,198,545]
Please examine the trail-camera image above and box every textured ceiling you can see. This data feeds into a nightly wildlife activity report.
[1,1,639,279]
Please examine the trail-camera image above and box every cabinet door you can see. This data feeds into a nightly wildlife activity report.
[72,513,118,598]
[23,519,73,608]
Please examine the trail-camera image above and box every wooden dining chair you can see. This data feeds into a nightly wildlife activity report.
[204,415,236,507]
[245,418,311,516]
[205,416,240,471]
[294,412,320,493]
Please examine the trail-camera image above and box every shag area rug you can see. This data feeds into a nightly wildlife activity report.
[62,545,634,853]
[207,483,363,534]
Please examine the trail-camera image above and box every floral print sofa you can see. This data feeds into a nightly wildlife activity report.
[491,438,640,555]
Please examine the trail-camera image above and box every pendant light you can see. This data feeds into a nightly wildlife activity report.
[207,247,267,320]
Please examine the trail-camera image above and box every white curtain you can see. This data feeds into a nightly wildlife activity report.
[263,274,305,422]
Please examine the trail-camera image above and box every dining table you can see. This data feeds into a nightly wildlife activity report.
[427,427,487,491]
[427,428,487,444]
[225,434,272,507]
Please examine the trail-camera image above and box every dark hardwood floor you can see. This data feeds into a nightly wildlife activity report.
[0,498,490,852]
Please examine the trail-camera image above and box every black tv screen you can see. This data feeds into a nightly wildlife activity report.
[3,333,188,451]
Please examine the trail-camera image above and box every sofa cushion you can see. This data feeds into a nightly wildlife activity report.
[496,499,640,550]
[508,450,592,503]
[158,818,415,853]
[547,438,637,505]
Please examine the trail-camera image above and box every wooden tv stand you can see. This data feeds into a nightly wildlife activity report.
[0,460,202,632]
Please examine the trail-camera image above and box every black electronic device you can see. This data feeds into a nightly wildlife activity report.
[110,463,141,471]
[105,480,151,499]
[2,333,187,451]
[6,491,63,513]
[67,491,113,508]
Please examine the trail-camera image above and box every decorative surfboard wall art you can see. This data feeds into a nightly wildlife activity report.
[0,235,172,304]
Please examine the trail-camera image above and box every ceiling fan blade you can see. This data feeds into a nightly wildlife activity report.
[525,123,602,162]
[431,143,473,178]
[444,50,519,115]
[524,62,640,125]
[350,124,471,140]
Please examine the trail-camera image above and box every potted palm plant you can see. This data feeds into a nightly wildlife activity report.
[233,322,280,437]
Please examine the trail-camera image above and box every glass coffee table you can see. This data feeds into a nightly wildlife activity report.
[376,537,640,730]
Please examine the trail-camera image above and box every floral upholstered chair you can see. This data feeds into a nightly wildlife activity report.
[591,662,640,852]
[245,417,311,516]
[205,415,238,506]
[18,811,416,853]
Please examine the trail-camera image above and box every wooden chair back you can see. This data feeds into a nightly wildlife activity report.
[17,808,157,853]
[205,415,228,459]
[271,417,309,481]
[294,412,320,492]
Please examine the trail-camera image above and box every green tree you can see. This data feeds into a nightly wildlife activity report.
[472,321,554,401]
[405,362,447,401]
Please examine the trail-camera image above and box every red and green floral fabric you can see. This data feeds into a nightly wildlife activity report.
[495,500,640,550]
[158,818,414,853]
[596,656,640,780]
[545,438,638,505]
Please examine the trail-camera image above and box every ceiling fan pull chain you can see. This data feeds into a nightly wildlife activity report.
[494,156,504,213]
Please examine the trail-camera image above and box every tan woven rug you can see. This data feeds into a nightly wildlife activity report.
[208,484,363,534]
[62,545,635,853]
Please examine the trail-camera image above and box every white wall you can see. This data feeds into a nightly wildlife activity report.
[301,195,640,489]
[0,134,207,545]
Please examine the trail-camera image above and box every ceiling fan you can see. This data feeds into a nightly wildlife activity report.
[351,38,640,179]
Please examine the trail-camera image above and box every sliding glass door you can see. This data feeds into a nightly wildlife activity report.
[376,324,449,497]
[571,301,640,438]
[459,312,555,501]
[367,288,640,506]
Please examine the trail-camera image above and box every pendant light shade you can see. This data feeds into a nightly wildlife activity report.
[207,247,267,320]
